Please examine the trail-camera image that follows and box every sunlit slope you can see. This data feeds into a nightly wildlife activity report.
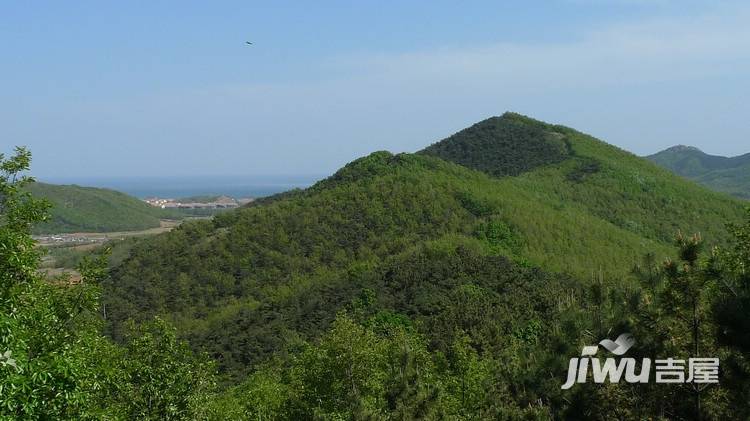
[27,182,176,234]
[308,152,674,275]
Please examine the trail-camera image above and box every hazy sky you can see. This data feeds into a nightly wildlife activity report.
[2,0,749,178]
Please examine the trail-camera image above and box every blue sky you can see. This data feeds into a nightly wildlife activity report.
[2,0,749,178]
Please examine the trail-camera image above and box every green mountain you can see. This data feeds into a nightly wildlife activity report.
[647,145,750,199]
[419,113,572,177]
[26,182,176,234]
[103,112,746,386]
[6,135,749,419]
[421,113,743,244]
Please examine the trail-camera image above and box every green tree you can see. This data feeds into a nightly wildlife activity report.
[709,209,750,417]
[1,148,223,420]
[631,231,729,419]
[0,147,116,419]
[118,317,218,420]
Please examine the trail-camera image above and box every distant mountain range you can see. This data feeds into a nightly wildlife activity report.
[647,145,750,199]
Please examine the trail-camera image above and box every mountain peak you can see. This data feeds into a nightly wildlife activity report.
[663,144,704,154]
[419,113,572,177]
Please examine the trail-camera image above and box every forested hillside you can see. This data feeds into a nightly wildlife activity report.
[26,182,177,234]
[648,145,750,199]
[4,111,750,417]
[103,114,746,389]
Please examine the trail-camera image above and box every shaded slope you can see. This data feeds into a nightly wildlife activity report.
[647,145,750,199]
[420,112,572,177]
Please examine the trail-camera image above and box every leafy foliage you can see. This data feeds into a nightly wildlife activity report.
[117,318,218,420]
[205,211,750,420]
[0,148,219,420]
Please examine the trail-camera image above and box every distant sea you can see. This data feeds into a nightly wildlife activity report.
[40,175,323,199]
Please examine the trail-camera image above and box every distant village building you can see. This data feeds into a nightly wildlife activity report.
[143,196,254,210]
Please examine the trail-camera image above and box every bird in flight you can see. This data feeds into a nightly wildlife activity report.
[245,41,253,45]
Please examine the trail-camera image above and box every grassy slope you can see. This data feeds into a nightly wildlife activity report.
[647,145,750,199]
[103,114,747,377]
[27,182,178,234]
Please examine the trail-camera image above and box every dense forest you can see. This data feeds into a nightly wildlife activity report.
[419,113,572,177]
[25,182,180,234]
[648,145,750,199]
[3,114,750,419]
[103,115,746,378]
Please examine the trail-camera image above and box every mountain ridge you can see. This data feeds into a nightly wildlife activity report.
[647,145,750,199]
